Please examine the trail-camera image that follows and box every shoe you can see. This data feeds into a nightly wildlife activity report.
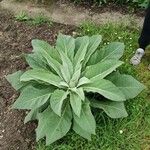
[130,48,145,65]
[148,64,150,70]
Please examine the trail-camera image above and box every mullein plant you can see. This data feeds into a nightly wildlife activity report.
[6,34,145,145]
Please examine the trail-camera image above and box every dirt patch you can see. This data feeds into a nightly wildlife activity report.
[0,0,144,27]
[0,8,76,150]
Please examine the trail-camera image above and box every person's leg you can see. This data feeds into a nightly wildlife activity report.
[130,5,150,65]
[139,5,150,50]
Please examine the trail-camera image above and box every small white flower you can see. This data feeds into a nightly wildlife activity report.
[119,130,123,134]
[130,37,132,40]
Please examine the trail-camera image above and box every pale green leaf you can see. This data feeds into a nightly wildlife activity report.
[90,99,128,118]
[77,77,91,87]
[56,33,75,61]
[73,102,96,135]
[70,92,82,117]
[50,89,69,116]
[98,42,125,62]
[24,108,38,123]
[58,50,73,83]
[24,101,50,123]
[36,104,72,145]
[59,81,69,88]
[71,87,85,101]
[25,53,48,70]
[73,121,91,140]
[74,36,89,72]
[108,74,145,99]
[83,79,126,101]
[6,71,26,90]
[32,39,61,62]
[87,50,99,66]
[20,69,62,87]
[84,60,123,80]
[32,39,61,76]
[69,65,82,88]
[13,86,52,109]
[83,35,102,68]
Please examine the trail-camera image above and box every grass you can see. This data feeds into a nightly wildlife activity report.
[15,11,52,26]
[36,22,150,150]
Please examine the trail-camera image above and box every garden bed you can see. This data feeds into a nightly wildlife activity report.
[0,5,150,150]
[0,8,76,150]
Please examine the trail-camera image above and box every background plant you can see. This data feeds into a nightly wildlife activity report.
[6,33,145,145]
[73,0,149,8]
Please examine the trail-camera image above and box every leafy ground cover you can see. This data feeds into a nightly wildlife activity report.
[0,7,150,150]
[36,22,150,150]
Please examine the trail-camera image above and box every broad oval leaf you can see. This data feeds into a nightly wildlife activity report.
[73,121,91,140]
[90,99,128,118]
[32,39,61,62]
[70,92,82,117]
[50,89,69,116]
[56,33,75,61]
[88,42,125,65]
[73,102,96,135]
[36,104,72,145]
[58,50,73,83]
[108,73,145,99]
[77,77,91,87]
[69,65,82,88]
[32,39,62,76]
[12,86,52,109]
[24,101,50,123]
[6,70,27,90]
[25,53,48,70]
[84,60,123,80]
[83,79,126,101]
[98,42,125,62]
[74,36,89,72]
[20,69,62,88]
[83,35,102,68]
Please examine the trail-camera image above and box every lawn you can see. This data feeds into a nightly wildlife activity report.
[36,22,150,150]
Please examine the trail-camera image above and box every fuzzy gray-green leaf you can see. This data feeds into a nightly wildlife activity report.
[56,33,75,61]
[90,99,128,118]
[84,79,126,101]
[50,89,69,116]
[70,92,82,117]
[6,71,26,90]
[36,104,72,145]
[32,39,61,76]
[98,42,125,62]
[73,102,96,135]
[83,35,102,68]
[84,60,123,80]
[108,74,145,99]
[20,69,62,87]
[13,86,52,109]
[73,121,91,140]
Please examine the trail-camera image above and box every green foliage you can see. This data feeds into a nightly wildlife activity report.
[6,33,145,145]
[15,11,30,21]
[31,14,52,26]
[15,12,52,26]
[73,0,149,8]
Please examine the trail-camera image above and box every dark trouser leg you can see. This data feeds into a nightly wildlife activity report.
[138,5,150,50]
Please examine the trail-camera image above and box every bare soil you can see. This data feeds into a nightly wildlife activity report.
[0,0,144,27]
[0,8,76,150]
